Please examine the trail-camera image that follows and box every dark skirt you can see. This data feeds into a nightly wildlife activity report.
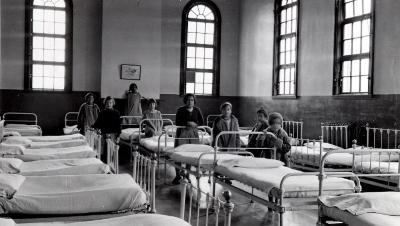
[174,127,200,147]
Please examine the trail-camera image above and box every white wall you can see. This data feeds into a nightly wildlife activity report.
[238,0,400,97]
[0,0,102,91]
[102,0,240,98]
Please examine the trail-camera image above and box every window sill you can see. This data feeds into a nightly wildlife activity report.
[272,95,298,100]
[333,94,373,100]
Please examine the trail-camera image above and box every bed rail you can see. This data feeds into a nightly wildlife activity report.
[283,120,303,139]
[3,112,38,125]
[132,150,157,213]
[161,113,176,125]
[321,123,349,148]
[366,127,400,149]
[64,112,78,127]
[288,138,323,171]
[120,116,143,129]
[106,136,119,174]
[85,129,102,159]
[180,179,234,226]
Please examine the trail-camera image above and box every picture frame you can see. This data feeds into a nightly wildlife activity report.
[120,64,141,80]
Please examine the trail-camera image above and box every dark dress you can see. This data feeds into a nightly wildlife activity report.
[256,127,291,165]
[174,106,204,147]
[77,103,100,135]
[92,108,121,162]
[247,120,269,157]
[212,115,241,151]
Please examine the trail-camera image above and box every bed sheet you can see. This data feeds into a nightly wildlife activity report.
[139,136,175,153]
[4,128,42,137]
[0,174,146,215]
[24,134,84,143]
[120,128,143,142]
[170,151,241,166]
[215,163,355,198]
[19,158,110,176]
[8,146,96,162]
[28,140,88,149]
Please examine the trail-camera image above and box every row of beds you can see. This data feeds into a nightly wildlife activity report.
[6,112,400,226]
[115,113,400,226]
[0,112,194,226]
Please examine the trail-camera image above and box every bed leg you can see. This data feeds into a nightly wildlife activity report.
[279,212,284,226]
[180,176,189,219]
[150,155,157,213]
[196,175,201,226]
[223,191,234,226]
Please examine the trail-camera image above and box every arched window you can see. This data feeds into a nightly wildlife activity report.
[334,0,374,95]
[180,1,221,96]
[25,0,72,91]
[273,0,299,96]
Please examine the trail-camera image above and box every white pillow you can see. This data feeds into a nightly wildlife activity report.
[222,157,284,169]
[3,136,32,147]
[164,125,177,136]
[0,218,15,226]
[3,131,21,137]
[175,144,214,153]
[304,142,340,150]
[0,174,25,198]
[290,138,300,146]
[0,158,23,174]
[0,143,25,155]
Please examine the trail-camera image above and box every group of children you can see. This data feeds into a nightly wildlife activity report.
[76,83,291,181]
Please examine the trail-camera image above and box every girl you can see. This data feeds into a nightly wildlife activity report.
[172,94,204,184]
[257,112,291,164]
[142,98,163,137]
[124,83,143,125]
[247,108,269,156]
[212,102,241,151]
[77,93,100,135]
[92,96,121,136]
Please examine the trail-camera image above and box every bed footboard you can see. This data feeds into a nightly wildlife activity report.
[106,136,119,174]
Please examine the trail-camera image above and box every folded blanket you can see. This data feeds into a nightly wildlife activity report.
[0,158,23,174]
[28,140,87,149]
[320,192,400,216]
[0,174,25,198]
[0,144,25,155]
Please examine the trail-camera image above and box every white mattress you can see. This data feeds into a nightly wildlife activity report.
[6,214,191,226]
[139,136,175,153]
[0,174,146,215]
[321,204,400,226]
[8,145,97,162]
[29,140,88,149]
[18,158,110,176]
[170,151,241,166]
[120,128,142,142]
[24,134,85,143]
[215,163,355,198]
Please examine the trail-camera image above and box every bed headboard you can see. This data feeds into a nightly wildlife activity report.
[3,112,38,125]
[321,121,370,148]
[283,120,303,139]
[64,112,79,127]
[366,127,400,149]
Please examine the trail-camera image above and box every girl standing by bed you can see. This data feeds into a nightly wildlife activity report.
[124,83,143,125]
[212,102,241,151]
[142,98,163,137]
[93,96,121,162]
[172,94,204,184]
[77,93,100,135]
[247,108,269,156]
[257,112,291,165]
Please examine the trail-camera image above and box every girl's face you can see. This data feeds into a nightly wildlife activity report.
[257,113,266,123]
[87,96,94,105]
[149,102,156,111]
[186,96,195,108]
[270,118,282,131]
[222,106,232,118]
[133,87,138,93]
[105,100,114,109]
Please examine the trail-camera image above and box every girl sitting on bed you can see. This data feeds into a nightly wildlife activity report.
[212,102,241,151]
[77,93,100,135]
[142,98,163,137]
[247,108,269,151]
[257,112,291,165]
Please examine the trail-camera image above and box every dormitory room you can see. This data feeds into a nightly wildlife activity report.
[0,0,399,225]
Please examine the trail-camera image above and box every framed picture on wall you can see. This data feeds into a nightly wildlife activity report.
[120,64,141,80]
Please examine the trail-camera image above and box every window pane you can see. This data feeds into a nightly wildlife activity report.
[44,49,55,61]
[352,38,361,54]
[363,0,371,14]
[352,60,360,76]
[280,23,286,35]
[361,58,369,75]
[44,22,55,34]
[196,47,204,58]
[360,76,369,92]
[55,11,65,23]
[204,59,213,69]
[362,19,370,36]
[343,61,351,77]
[187,58,195,68]
[44,65,54,77]
[54,78,65,90]
[55,23,65,34]
[196,58,204,69]
[343,40,352,55]
[281,9,287,22]
[44,10,55,22]
[187,47,195,58]
[352,21,361,38]
[354,0,362,16]
[33,21,44,33]
[345,2,354,18]
[187,33,196,43]
[55,50,65,62]
[351,76,360,92]
[32,64,43,77]
[197,22,205,33]
[32,77,44,89]
[361,36,370,53]
[188,21,196,32]
[33,0,45,6]
[33,49,44,61]
[204,73,213,83]
[44,37,55,49]
[343,77,351,93]
[186,83,195,94]
[196,33,205,44]
[33,36,43,49]
[195,72,203,83]
[33,9,44,21]
[205,34,214,45]
[204,48,213,58]
[206,23,214,34]
[44,77,54,89]
[344,23,352,40]
[54,65,65,77]
[195,83,203,94]
[204,84,212,95]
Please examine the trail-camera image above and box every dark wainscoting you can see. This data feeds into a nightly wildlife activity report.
[0,90,100,135]
[238,95,400,139]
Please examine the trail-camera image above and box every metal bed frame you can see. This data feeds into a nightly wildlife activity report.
[209,131,357,226]
[321,122,351,149]
[317,149,400,226]
[64,112,78,127]
[283,120,303,140]
[106,135,119,174]
[3,112,39,125]
[85,128,102,159]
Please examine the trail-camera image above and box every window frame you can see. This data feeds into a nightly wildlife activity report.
[179,0,221,97]
[333,0,375,96]
[24,0,73,92]
[272,0,300,98]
